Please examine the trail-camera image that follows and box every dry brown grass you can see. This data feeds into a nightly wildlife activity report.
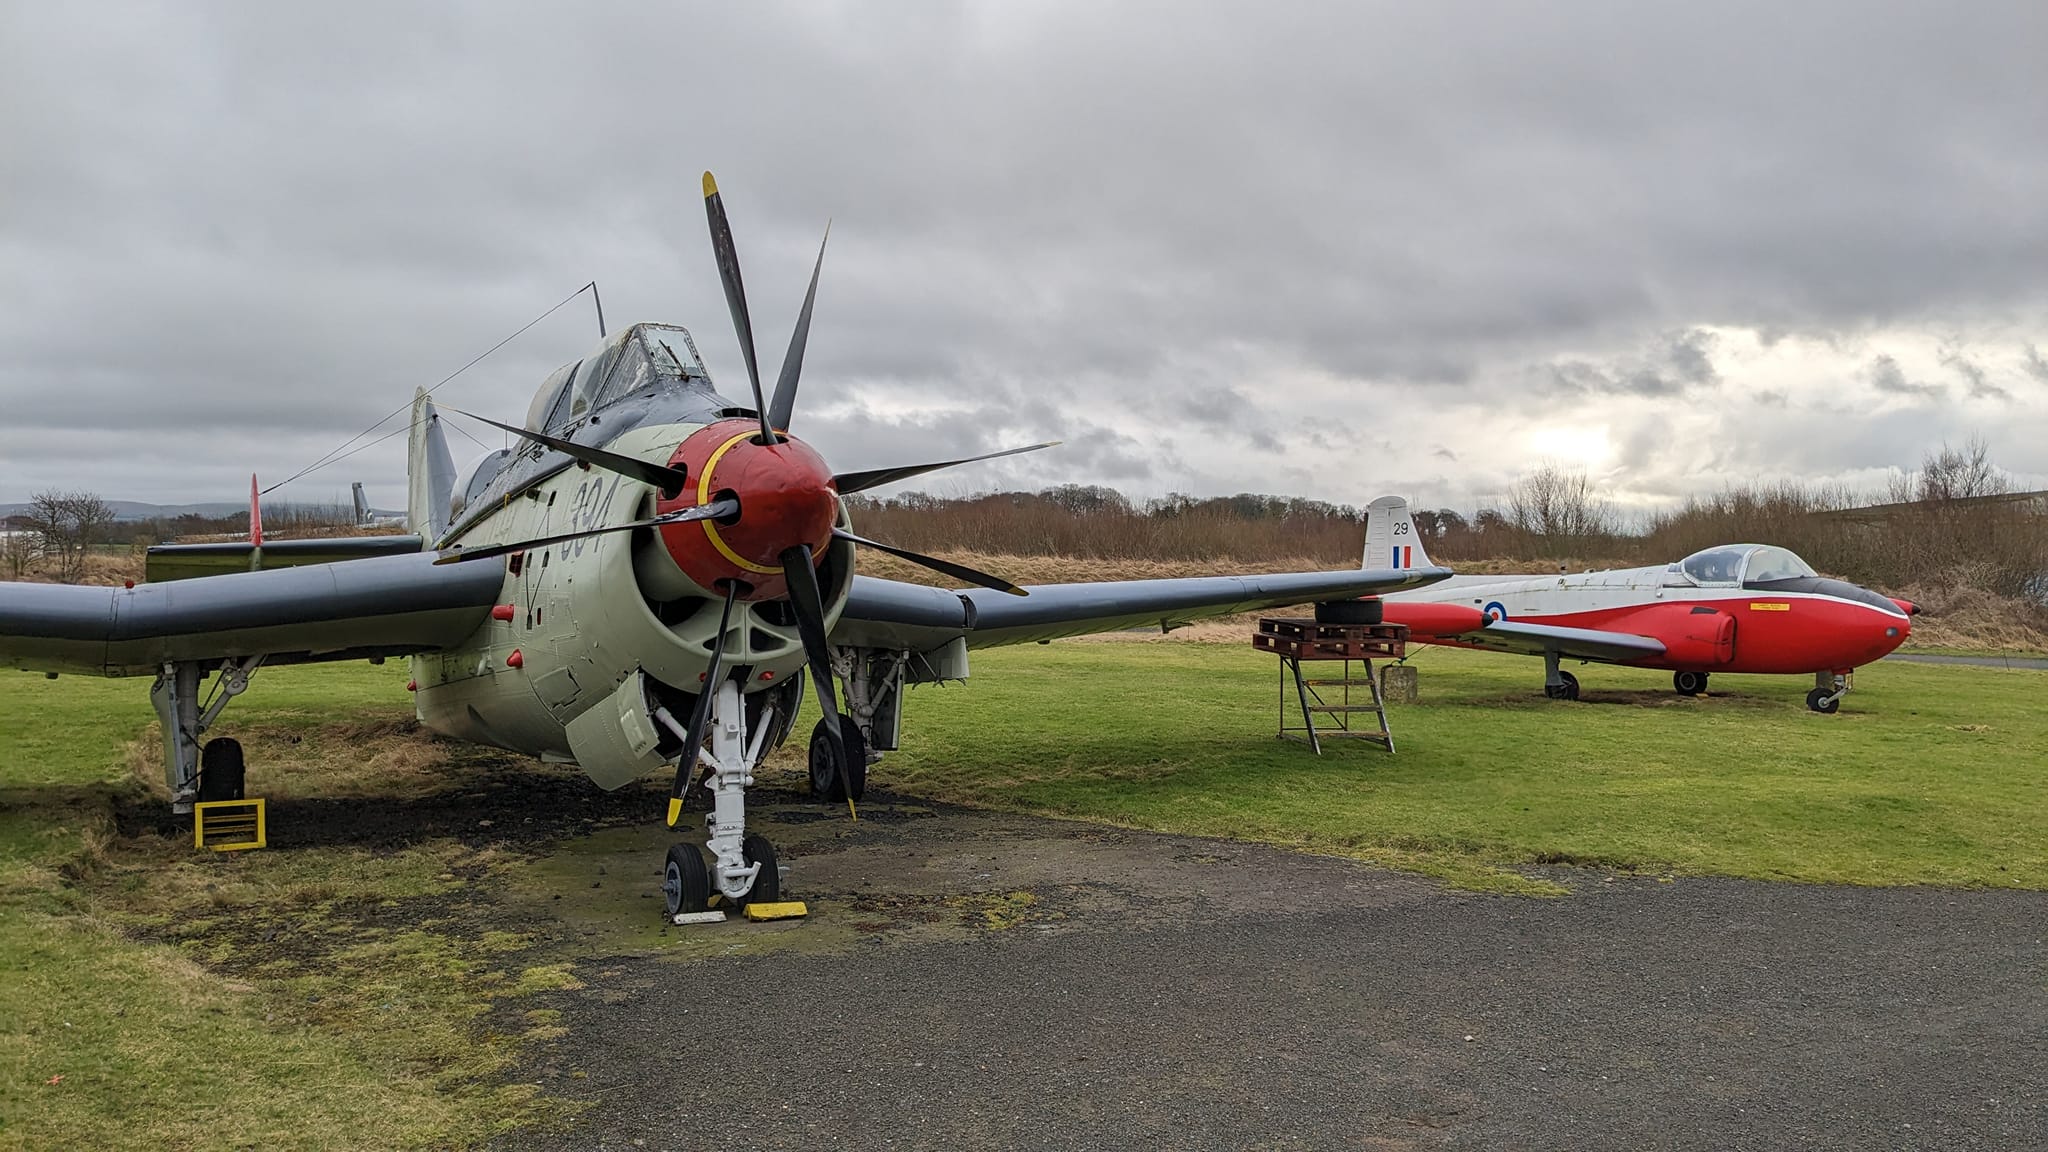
[1895,582,2048,652]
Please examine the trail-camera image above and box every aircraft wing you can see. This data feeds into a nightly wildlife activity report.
[1446,618,1667,664]
[830,566,1454,652]
[0,552,503,677]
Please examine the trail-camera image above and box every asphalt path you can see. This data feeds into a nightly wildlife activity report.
[1887,652,2048,671]
[494,806,2047,1152]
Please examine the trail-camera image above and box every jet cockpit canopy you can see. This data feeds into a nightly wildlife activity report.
[524,323,714,434]
[1670,544,1818,588]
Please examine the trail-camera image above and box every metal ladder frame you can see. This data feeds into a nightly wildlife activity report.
[1278,652,1395,754]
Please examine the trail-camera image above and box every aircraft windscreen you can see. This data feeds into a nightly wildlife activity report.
[1743,545,1816,583]
[1679,546,1751,586]
[527,325,715,433]
[586,325,710,414]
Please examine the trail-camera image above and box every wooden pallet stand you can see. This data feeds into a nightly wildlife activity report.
[1255,617,1409,754]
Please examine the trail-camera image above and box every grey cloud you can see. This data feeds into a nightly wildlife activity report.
[1536,328,1722,398]
[1867,355,1947,401]
[4,1,2048,508]
[2025,344,2048,386]
[1939,349,2010,401]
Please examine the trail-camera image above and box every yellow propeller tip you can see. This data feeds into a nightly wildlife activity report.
[665,797,683,827]
[702,172,719,198]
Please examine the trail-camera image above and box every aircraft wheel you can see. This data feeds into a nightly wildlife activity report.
[808,716,868,803]
[1544,671,1580,701]
[198,738,246,802]
[1673,671,1708,696]
[1805,688,1840,715]
[663,843,710,917]
[739,832,780,907]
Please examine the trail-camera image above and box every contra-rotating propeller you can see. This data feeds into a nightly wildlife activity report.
[434,172,1058,819]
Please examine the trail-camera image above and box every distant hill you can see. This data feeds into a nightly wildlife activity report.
[0,500,390,522]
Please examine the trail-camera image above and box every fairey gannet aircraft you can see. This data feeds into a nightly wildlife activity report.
[1356,497,1913,712]
[0,175,1450,918]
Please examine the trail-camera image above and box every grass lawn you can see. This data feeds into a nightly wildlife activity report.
[865,643,2048,894]
[0,664,577,1152]
[3,642,2044,1148]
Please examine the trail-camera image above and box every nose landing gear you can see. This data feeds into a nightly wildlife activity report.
[1806,670,1850,714]
[662,678,784,919]
[1673,670,1709,696]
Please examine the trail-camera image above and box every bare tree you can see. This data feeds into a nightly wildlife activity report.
[1501,464,1615,558]
[3,520,37,579]
[26,490,117,583]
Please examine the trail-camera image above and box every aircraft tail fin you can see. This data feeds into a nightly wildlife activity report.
[1362,495,1430,571]
[351,482,371,527]
[407,388,457,541]
[247,473,263,548]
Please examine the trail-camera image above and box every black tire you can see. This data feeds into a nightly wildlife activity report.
[1673,670,1708,696]
[1544,670,1580,701]
[663,843,710,917]
[740,832,779,906]
[1314,598,1384,626]
[198,738,245,802]
[1806,687,1840,715]
[808,715,868,803]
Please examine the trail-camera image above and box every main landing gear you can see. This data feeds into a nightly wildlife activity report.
[808,714,867,802]
[149,656,263,812]
[1806,670,1851,714]
[1542,651,1580,701]
[661,678,783,918]
[1673,670,1709,696]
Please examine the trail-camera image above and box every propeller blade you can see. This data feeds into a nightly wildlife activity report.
[769,224,829,432]
[433,498,738,565]
[438,404,690,494]
[702,171,777,445]
[781,543,855,819]
[668,584,740,827]
[832,441,1062,496]
[832,528,1027,596]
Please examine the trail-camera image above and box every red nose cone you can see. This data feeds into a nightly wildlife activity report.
[656,419,837,601]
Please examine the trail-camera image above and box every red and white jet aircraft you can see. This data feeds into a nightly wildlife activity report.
[1360,497,1915,712]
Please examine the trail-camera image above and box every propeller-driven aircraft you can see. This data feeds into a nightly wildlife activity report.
[1357,497,1914,712]
[0,175,1450,918]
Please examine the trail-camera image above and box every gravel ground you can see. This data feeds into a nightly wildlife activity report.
[493,805,2048,1152]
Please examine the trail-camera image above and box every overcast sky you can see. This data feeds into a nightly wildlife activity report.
[4,1,2046,516]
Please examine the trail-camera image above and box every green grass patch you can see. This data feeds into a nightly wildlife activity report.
[0,664,577,1151]
[852,643,2048,893]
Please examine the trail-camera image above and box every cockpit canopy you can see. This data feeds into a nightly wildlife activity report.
[1670,544,1818,588]
[524,323,714,434]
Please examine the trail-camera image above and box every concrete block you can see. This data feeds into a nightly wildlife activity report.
[1380,663,1419,704]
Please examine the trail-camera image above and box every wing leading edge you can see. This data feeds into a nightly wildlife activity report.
[832,565,1454,652]
[1446,618,1667,664]
[0,551,503,676]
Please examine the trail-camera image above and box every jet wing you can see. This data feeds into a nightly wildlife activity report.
[831,566,1454,652]
[0,552,503,676]
[1447,619,1667,664]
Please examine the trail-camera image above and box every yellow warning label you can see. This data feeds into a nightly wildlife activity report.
[1749,602,1791,612]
